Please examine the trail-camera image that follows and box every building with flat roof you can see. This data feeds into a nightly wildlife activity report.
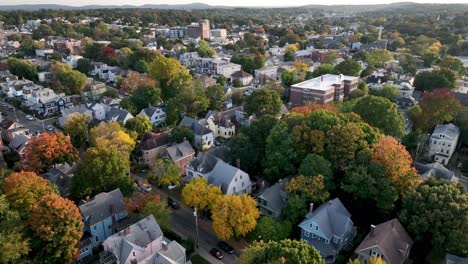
[289,74,358,106]
[186,19,210,39]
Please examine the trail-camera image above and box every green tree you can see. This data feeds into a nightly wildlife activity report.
[399,179,467,256]
[282,193,307,224]
[264,123,297,181]
[414,70,456,92]
[8,57,39,81]
[141,201,171,230]
[0,195,30,263]
[64,113,91,149]
[283,50,295,62]
[125,114,153,139]
[245,88,282,117]
[366,49,394,67]
[216,76,226,86]
[312,63,335,77]
[120,84,161,115]
[32,24,55,39]
[281,70,296,86]
[352,95,405,137]
[51,62,88,95]
[237,239,324,264]
[248,217,292,242]
[134,59,150,73]
[298,154,334,190]
[455,107,468,145]
[322,51,338,64]
[196,40,216,58]
[334,58,361,76]
[206,84,225,111]
[369,84,399,101]
[75,58,93,74]
[439,55,465,77]
[153,159,181,187]
[170,125,195,146]
[341,163,398,210]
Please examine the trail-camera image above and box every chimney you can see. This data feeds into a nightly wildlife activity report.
[370,225,376,237]
[124,227,131,236]
[320,75,323,82]
[59,175,65,186]
[309,203,314,213]
[236,158,240,168]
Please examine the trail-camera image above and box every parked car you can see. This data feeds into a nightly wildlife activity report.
[25,115,34,121]
[209,248,223,260]
[141,184,152,192]
[46,125,54,131]
[167,198,180,209]
[167,184,177,190]
[217,241,234,254]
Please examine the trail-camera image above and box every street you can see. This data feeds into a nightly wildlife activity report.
[0,99,58,133]
[132,174,244,264]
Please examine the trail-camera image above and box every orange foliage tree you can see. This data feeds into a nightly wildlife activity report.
[125,193,161,214]
[28,193,83,264]
[119,71,156,93]
[23,132,78,173]
[291,102,338,116]
[3,171,57,218]
[372,136,420,195]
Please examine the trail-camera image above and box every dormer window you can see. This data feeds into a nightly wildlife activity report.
[316,226,319,231]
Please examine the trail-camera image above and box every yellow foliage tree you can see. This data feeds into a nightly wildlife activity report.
[286,175,330,203]
[286,44,300,52]
[181,177,222,210]
[347,259,361,264]
[89,121,136,155]
[211,194,260,240]
[370,257,386,264]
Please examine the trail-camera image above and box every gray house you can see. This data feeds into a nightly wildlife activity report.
[299,198,356,263]
[179,116,214,150]
[354,219,413,264]
[442,254,468,264]
[414,162,458,183]
[105,108,134,124]
[256,180,288,219]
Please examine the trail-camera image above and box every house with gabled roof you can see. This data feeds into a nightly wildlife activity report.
[162,140,195,174]
[78,189,128,259]
[354,219,413,264]
[140,106,166,126]
[442,254,468,264]
[428,123,460,165]
[140,132,171,167]
[106,108,134,124]
[179,116,214,150]
[256,179,288,220]
[299,198,356,263]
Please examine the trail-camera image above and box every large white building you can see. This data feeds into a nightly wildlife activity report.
[428,123,460,165]
[217,63,242,78]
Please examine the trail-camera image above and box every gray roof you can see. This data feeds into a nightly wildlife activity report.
[414,162,457,182]
[207,161,244,193]
[431,123,460,140]
[187,152,219,174]
[8,134,29,152]
[140,132,171,151]
[257,180,288,214]
[205,111,235,128]
[104,214,163,263]
[299,198,352,239]
[106,108,133,123]
[355,219,413,264]
[444,254,468,264]
[41,168,72,197]
[180,116,213,136]
[141,106,163,118]
[164,141,195,162]
[142,240,187,264]
[79,189,126,226]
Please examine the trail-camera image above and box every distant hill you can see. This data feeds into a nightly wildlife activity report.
[0,3,220,11]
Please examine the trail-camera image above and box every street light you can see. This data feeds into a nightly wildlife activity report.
[194,208,200,248]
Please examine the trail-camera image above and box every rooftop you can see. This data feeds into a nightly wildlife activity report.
[292,74,357,91]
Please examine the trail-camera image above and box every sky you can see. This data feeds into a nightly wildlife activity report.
[1,0,467,7]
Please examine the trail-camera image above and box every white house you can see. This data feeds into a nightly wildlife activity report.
[205,110,236,139]
[58,104,93,127]
[62,55,83,68]
[231,70,253,86]
[255,66,279,81]
[179,116,214,150]
[428,123,460,165]
[217,63,242,78]
[87,102,107,121]
[140,106,166,126]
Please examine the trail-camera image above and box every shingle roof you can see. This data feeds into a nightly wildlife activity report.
[180,116,213,135]
[414,162,457,182]
[187,152,219,174]
[106,108,133,123]
[231,70,252,78]
[257,180,288,213]
[164,141,195,162]
[141,106,163,118]
[431,123,460,140]
[79,189,126,226]
[299,198,351,239]
[444,254,468,264]
[355,219,413,264]
[455,92,468,107]
[142,240,187,264]
[8,134,29,152]
[140,132,171,151]
[207,161,243,193]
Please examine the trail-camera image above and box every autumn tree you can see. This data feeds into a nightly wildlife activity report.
[352,95,405,137]
[286,175,330,204]
[439,55,465,77]
[298,154,334,190]
[3,171,58,219]
[28,193,83,264]
[291,122,326,159]
[366,49,394,67]
[371,136,419,196]
[150,158,181,187]
[64,113,91,148]
[291,102,338,116]
[89,121,136,155]
[237,239,324,264]
[181,177,222,210]
[141,201,171,230]
[399,179,467,256]
[0,195,30,263]
[23,132,78,173]
[50,62,88,95]
[125,114,153,139]
[408,89,462,132]
[211,194,260,240]
[119,71,156,93]
[248,216,292,242]
[341,163,398,210]
[244,88,283,117]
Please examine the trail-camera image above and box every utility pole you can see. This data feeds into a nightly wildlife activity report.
[194,208,200,248]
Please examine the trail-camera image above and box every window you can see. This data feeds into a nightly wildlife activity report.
[333,237,339,243]
[242,182,245,187]
[93,226,96,230]
[95,236,99,242]
[371,250,377,257]
[108,225,111,230]
[315,226,319,231]
[325,239,330,244]
[305,231,309,237]
[233,187,236,192]
[310,223,313,228]
[133,252,136,257]
[312,234,316,238]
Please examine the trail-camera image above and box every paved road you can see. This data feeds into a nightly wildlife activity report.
[132,174,241,264]
[0,99,58,133]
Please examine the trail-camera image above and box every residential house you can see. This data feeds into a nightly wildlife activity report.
[53,39,81,54]
[231,70,253,86]
[442,254,468,264]
[205,110,236,139]
[37,93,73,116]
[428,123,460,165]
[179,116,214,149]
[107,67,129,84]
[82,79,107,101]
[62,55,83,68]
[162,140,195,174]
[0,118,29,142]
[217,63,242,78]
[37,71,53,84]
[58,104,93,127]
[290,74,359,106]
[87,102,107,120]
[8,133,30,158]
[1,79,34,98]
[35,48,54,59]
[354,219,413,264]
[78,189,128,259]
[100,214,189,264]
[193,74,217,89]
[396,97,417,109]
[255,66,279,82]
[41,163,73,197]
[106,108,134,124]
[140,132,171,167]
[140,106,166,126]
[414,162,459,183]
[185,150,253,195]
[91,62,108,76]
[299,198,357,263]
[256,179,288,219]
